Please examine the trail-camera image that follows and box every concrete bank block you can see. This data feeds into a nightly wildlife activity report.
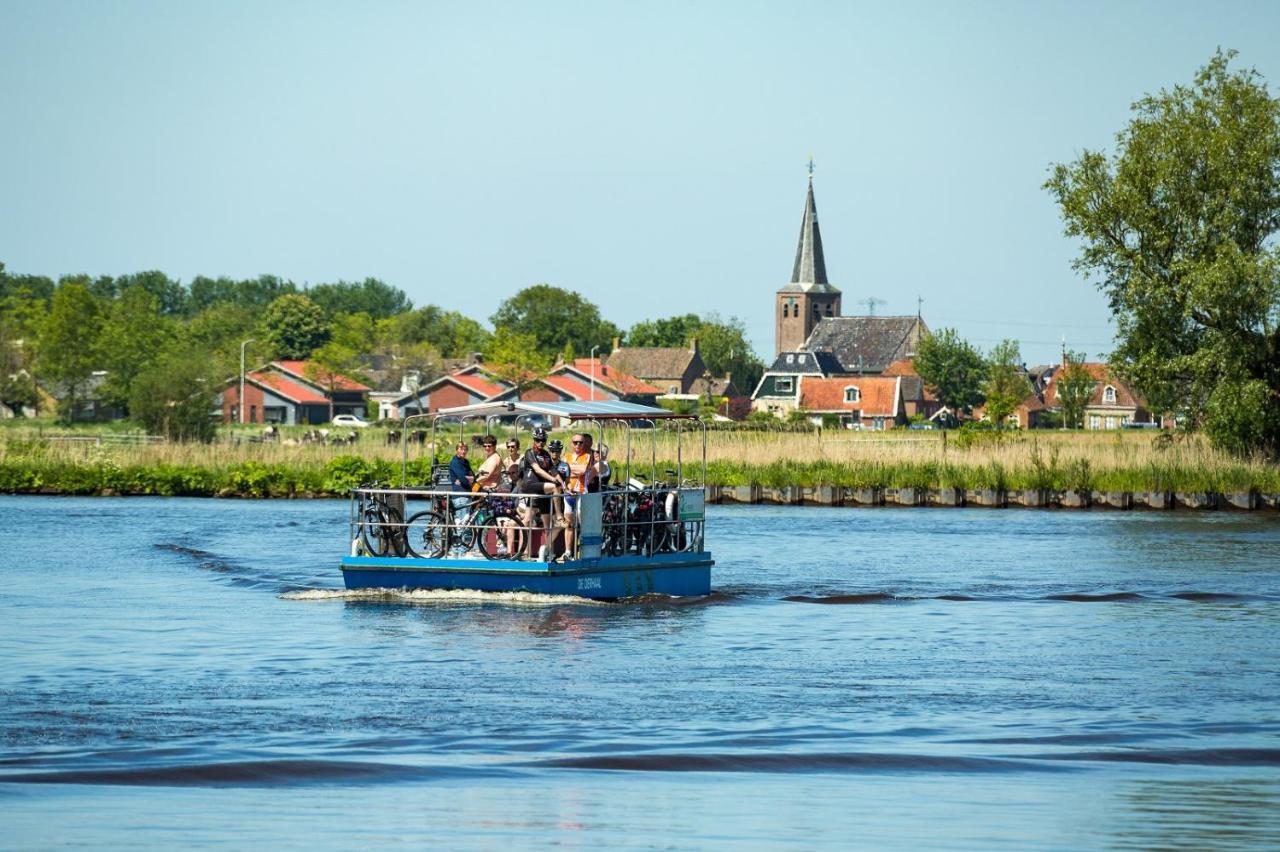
[929,488,965,507]
[1011,489,1048,508]
[1175,492,1219,510]
[1091,491,1133,509]
[1060,490,1091,508]
[721,485,761,504]
[1261,494,1280,510]
[966,489,1007,508]
[1224,492,1257,510]
[888,487,925,506]
[704,485,723,504]
[848,487,884,506]
[1133,491,1172,509]
[759,486,803,505]
[803,486,843,506]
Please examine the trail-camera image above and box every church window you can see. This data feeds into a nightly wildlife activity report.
[825,303,834,316]
[844,386,860,404]
[782,303,789,318]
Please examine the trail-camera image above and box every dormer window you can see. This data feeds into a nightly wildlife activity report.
[776,377,794,393]
[785,354,794,364]
[844,386,860,404]
[797,354,806,364]
[1103,385,1116,404]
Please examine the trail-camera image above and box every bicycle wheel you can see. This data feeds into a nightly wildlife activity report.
[477,513,526,560]
[403,510,448,558]
[361,504,403,557]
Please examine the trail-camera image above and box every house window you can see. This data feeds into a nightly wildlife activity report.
[1088,415,1101,429]
[1105,416,1117,429]
[775,377,794,393]
[785,353,794,364]
[668,385,678,395]
[797,354,806,364]
[844,386,860,403]
[1103,385,1116,404]
[250,405,257,423]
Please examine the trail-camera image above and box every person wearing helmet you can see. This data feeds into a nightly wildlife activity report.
[518,426,563,560]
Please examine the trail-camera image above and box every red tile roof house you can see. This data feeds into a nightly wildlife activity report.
[1042,363,1154,429]
[220,360,371,425]
[393,365,510,417]
[797,375,906,430]
[550,359,662,404]
[606,339,708,396]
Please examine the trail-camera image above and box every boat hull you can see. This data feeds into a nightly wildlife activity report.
[340,551,713,600]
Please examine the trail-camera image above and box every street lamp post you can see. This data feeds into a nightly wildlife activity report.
[239,338,256,425]
[590,345,600,400]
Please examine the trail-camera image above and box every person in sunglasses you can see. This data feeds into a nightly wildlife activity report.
[561,432,595,558]
[518,427,563,560]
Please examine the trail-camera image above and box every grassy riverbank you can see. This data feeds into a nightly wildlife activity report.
[2,423,1278,496]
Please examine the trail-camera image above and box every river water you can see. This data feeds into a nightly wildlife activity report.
[1,495,1279,849]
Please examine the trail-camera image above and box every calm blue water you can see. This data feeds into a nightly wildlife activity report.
[2,495,1279,849]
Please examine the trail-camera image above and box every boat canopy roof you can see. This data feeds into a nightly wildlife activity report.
[436,400,699,422]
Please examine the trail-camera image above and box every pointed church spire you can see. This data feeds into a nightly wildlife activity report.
[789,170,831,289]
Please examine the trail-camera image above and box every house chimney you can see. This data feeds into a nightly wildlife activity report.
[612,336,620,352]
[689,337,699,354]
[471,352,484,364]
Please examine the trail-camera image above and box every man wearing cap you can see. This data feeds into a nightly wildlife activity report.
[518,427,562,560]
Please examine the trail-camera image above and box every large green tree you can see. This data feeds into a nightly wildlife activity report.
[1055,351,1096,429]
[260,293,330,359]
[1046,50,1280,456]
[491,284,620,360]
[96,285,175,413]
[983,339,1032,426]
[485,328,551,398]
[913,328,986,414]
[189,274,296,312]
[307,277,412,320]
[382,304,491,358]
[38,283,105,420]
[129,351,219,442]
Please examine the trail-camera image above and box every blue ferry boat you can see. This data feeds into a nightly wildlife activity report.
[340,401,713,600]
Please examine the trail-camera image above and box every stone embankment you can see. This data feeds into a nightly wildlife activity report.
[706,485,1280,511]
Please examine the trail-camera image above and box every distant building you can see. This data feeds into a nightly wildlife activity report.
[220,360,370,425]
[607,338,707,396]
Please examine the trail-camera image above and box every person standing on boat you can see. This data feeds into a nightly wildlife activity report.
[519,427,562,560]
[562,432,594,559]
[501,438,522,489]
[448,441,475,543]
[473,434,503,491]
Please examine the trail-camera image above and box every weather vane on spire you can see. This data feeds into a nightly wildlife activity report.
[807,155,815,180]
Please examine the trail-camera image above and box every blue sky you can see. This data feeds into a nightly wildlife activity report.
[2,1,1278,365]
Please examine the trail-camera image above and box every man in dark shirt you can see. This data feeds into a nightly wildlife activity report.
[448,442,475,545]
[519,427,562,560]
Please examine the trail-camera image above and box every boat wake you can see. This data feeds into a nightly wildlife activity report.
[279,587,611,607]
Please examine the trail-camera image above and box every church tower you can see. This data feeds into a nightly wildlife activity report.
[775,167,841,357]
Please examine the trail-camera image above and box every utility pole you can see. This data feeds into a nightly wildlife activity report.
[239,338,255,425]
[590,345,600,400]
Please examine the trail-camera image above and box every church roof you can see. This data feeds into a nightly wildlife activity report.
[764,349,843,376]
[778,178,840,295]
[803,316,927,375]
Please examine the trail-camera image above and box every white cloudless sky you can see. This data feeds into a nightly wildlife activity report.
[2,0,1278,365]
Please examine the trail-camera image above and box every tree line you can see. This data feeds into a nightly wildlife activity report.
[0,267,763,439]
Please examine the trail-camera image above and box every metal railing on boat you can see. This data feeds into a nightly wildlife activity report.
[348,484,706,564]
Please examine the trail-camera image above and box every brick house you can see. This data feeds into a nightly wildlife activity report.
[550,358,661,404]
[394,365,509,417]
[607,339,707,396]
[1043,362,1154,429]
[796,375,905,430]
[221,360,370,425]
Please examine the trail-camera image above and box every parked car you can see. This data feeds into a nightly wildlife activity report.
[331,414,370,428]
